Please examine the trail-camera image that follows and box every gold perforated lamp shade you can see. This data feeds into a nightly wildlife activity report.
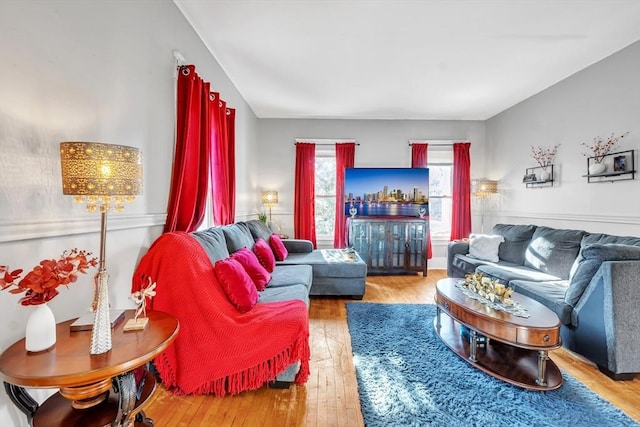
[261,191,278,206]
[472,179,498,199]
[60,142,143,212]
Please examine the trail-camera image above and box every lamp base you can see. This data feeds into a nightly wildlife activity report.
[123,317,148,331]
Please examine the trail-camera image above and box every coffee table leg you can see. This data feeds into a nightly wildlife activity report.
[469,330,478,362]
[536,350,549,386]
[435,306,441,329]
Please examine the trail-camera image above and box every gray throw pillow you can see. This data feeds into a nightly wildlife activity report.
[564,243,640,306]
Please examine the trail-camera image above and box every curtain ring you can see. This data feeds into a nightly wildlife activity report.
[226,108,231,115]
[209,93,215,101]
[181,66,190,76]
[219,101,223,107]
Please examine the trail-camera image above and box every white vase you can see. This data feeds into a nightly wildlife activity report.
[25,303,56,352]
[539,169,550,181]
[589,162,606,175]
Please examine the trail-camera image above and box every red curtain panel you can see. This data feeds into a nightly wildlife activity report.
[411,143,432,259]
[450,142,472,240]
[211,92,236,225]
[294,143,317,248]
[333,143,355,248]
[164,65,211,233]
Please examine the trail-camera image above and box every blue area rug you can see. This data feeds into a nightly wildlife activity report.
[346,303,638,427]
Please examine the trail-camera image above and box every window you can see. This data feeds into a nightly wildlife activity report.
[315,149,336,239]
[428,164,452,239]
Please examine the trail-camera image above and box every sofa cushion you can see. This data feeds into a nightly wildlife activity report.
[279,250,367,278]
[269,234,288,261]
[259,284,310,308]
[569,233,640,279]
[524,226,586,280]
[231,248,271,291]
[253,238,276,272]
[468,234,504,262]
[269,265,313,292]
[509,280,572,325]
[492,224,537,265]
[213,258,259,313]
[244,219,273,242]
[565,243,640,307]
[476,263,562,285]
[191,228,229,264]
[221,223,255,253]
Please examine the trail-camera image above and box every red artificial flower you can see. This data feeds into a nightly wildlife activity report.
[1,249,97,306]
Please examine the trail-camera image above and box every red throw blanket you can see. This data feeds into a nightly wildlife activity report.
[132,232,310,396]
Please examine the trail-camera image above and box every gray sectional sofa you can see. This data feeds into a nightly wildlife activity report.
[447,224,640,380]
[191,220,367,384]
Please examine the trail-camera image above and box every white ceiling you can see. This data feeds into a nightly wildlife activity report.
[175,0,640,120]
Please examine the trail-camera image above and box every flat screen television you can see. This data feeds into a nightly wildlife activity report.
[344,167,429,217]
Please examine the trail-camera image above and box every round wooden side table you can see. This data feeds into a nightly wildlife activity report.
[0,310,179,426]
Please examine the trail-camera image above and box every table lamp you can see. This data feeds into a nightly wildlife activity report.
[261,190,278,224]
[60,142,142,354]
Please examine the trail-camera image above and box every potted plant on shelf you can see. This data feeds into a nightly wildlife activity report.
[1,249,97,352]
[581,132,629,175]
[530,144,559,181]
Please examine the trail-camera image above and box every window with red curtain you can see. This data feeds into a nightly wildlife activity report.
[164,65,211,233]
[411,143,432,259]
[294,143,317,248]
[333,143,355,248]
[450,142,472,240]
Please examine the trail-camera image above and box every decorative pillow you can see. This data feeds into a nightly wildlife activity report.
[269,234,288,261]
[231,247,271,291]
[468,234,505,263]
[213,258,258,313]
[253,238,276,272]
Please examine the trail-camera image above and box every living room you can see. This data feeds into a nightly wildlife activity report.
[1,1,639,425]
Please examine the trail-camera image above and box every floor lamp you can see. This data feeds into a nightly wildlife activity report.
[60,142,143,355]
[472,179,498,234]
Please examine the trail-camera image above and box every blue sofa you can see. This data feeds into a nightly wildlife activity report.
[447,224,640,380]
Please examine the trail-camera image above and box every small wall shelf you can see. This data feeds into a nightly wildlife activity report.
[583,149,636,183]
[523,165,554,188]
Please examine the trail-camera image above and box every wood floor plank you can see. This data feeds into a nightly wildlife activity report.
[145,270,640,425]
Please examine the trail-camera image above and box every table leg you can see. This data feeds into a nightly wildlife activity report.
[469,330,478,362]
[112,371,137,426]
[435,306,441,329]
[536,350,549,386]
[3,382,38,425]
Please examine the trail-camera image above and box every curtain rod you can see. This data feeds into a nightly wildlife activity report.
[408,140,469,146]
[294,139,359,146]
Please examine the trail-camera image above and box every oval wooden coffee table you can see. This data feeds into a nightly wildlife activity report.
[434,278,563,390]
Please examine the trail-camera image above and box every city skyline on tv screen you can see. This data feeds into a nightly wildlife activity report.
[344,168,429,217]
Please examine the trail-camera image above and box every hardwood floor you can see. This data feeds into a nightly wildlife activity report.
[143,271,640,426]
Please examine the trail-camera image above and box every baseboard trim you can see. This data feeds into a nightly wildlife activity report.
[0,213,167,243]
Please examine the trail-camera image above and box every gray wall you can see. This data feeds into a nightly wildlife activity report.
[0,1,258,423]
[486,41,640,236]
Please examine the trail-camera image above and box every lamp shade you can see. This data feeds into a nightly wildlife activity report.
[60,142,143,212]
[472,179,498,199]
[261,191,278,206]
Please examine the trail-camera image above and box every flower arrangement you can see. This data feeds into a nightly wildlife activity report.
[530,144,559,169]
[462,273,514,305]
[581,132,629,164]
[1,249,97,306]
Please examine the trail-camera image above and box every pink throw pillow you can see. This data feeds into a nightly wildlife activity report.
[231,248,271,291]
[213,258,259,313]
[269,234,288,261]
[253,238,276,272]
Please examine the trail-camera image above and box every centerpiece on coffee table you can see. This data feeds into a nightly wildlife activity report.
[461,273,514,305]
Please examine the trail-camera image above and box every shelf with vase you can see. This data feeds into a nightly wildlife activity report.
[582,149,636,183]
[523,165,554,188]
